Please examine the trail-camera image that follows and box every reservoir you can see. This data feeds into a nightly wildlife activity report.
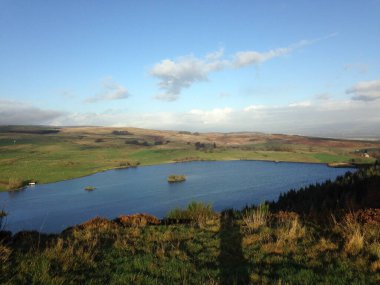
[0,160,353,233]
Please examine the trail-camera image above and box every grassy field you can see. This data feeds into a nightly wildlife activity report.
[0,125,378,191]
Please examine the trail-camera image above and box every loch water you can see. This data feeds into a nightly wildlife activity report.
[0,160,353,233]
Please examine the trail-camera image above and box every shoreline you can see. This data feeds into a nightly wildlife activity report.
[0,158,359,193]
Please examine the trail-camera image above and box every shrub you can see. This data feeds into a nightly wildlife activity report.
[166,201,215,227]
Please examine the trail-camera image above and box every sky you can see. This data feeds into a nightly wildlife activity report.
[1,0,380,138]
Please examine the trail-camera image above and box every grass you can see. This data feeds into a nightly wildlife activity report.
[167,201,216,227]
[1,203,379,284]
[242,204,270,233]
[312,153,353,163]
[0,126,377,191]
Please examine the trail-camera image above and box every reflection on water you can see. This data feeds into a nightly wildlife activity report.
[0,160,353,233]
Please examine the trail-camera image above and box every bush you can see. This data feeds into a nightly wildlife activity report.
[166,201,215,227]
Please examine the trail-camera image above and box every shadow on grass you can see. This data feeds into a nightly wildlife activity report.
[219,209,249,285]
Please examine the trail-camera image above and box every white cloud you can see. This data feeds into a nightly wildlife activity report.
[189,108,233,124]
[86,78,130,103]
[288,101,312,107]
[150,52,228,101]
[233,47,290,68]
[346,79,380,101]
[0,100,65,125]
[150,39,319,101]
[244,105,266,112]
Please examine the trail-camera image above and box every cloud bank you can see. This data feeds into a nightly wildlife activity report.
[3,96,378,138]
[346,80,380,101]
[0,100,65,125]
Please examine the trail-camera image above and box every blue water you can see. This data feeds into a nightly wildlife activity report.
[0,161,353,233]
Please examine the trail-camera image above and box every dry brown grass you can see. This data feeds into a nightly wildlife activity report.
[116,213,161,227]
[336,213,366,256]
[0,243,12,263]
[242,204,269,233]
[316,237,338,252]
[269,215,306,253]
[43,237,97,272]
[79,216,116,231]
[344,228,364,255]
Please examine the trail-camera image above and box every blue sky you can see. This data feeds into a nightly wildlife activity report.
[1,0,380,137]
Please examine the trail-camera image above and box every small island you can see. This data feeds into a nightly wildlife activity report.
[167,175,186,183]
[84,186,96,191]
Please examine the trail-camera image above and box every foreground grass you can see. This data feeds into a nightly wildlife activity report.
[0,126,377,191]
[1,207,379,284]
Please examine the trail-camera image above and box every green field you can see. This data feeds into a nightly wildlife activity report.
[0,126,377,191]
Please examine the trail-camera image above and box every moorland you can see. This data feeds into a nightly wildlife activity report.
[0,125,380,284]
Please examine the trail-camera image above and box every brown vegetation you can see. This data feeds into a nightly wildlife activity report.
[116,213,161,227]
[345,208,380,225]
